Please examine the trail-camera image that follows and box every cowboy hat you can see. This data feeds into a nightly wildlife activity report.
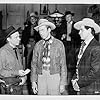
[74,18,100,34]
[34,19,56,32]
[64,11,74,17]
[4,26,21,39]
[30,12,38,18]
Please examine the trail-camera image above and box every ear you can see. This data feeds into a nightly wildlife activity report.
[48,27,51,33]
[88,28,92,32]
[7,37,10,42]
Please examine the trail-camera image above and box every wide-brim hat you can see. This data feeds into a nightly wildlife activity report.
[29,12,39,18]
[34,19,56,32]
[74,18,100,34]
[64,11,74,17]
[4,26,20,39]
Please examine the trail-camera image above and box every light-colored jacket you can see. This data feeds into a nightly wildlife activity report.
[0,43,23,77]
[31,37,67,86]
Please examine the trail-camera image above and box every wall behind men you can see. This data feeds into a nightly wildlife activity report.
[0,4,94,29]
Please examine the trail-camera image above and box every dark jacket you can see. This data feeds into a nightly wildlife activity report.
[73,38,100,94]
[21,22,41,47]
[54,20,81,48]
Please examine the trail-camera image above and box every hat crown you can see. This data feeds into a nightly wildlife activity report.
[82,18,95,24]
[64,11,74,16]
[38,19,49,26]
[30,12,38,18]
[5,26,15,35]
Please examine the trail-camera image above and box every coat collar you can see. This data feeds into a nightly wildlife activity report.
[78,38,98,64]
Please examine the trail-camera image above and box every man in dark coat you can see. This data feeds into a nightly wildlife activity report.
[72,18,100,95]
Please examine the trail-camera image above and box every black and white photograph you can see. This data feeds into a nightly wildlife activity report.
[0,0,100,100]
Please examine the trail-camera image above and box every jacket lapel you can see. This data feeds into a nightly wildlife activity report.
[78,38,96,65]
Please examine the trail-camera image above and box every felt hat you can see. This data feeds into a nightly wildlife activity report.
[74,18,100,34]
[4,26,20,39]
[30,12,38,18]
[34,19,56,31]
[64,11,74,17]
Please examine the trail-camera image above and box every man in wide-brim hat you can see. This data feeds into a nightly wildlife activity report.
[72,18,100,95]
[0,26,27,94]
[31,19,67,95]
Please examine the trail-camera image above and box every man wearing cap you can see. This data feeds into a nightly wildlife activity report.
[31,19,67,95]
[72,18,100,95]
[0,26,27,94]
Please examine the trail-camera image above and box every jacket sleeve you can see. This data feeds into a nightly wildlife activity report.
[31,43,38,83]
[59,42,67,86]
[78,47,100,88]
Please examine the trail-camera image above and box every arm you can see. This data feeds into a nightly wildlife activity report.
[31,43,39,94]
[31,44,38,83]
[59,43,67,86]
[59,42,68,93]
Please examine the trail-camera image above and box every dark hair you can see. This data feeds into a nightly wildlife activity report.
[84,26,95,36]
[47,26,51,30]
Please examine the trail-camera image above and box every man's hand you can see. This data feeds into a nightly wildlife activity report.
[19,70,25,76]
[32,82,38,94]
[60,85,65,93]
[19,76,27,85]
[61,34,66,40]
[71,79,80,91]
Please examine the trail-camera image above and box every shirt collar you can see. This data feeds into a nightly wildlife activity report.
[67,21,73,24]
[43,36,54,45]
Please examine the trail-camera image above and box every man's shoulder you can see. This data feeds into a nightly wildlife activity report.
[35,40,43,48]
[0,44,8,55]
[54,38,64,47]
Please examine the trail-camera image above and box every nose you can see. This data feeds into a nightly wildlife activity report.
[18,37,21,41]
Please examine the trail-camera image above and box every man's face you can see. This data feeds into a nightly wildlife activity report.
[9,31,21,46]
[38,25,50,40]
[65,14,72,23]
[30,16,37,25]
[79,26,89,40]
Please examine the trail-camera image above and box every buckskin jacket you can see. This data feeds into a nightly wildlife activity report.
[31,37,67,86]
[0,43,23,77]
[73,38,100,94]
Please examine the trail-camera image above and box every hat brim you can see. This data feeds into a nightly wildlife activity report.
[74,21,100,34]
[64,13,74,17]
[29,15,39,18]
[34,22,56,32]
[6,27,20,38]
